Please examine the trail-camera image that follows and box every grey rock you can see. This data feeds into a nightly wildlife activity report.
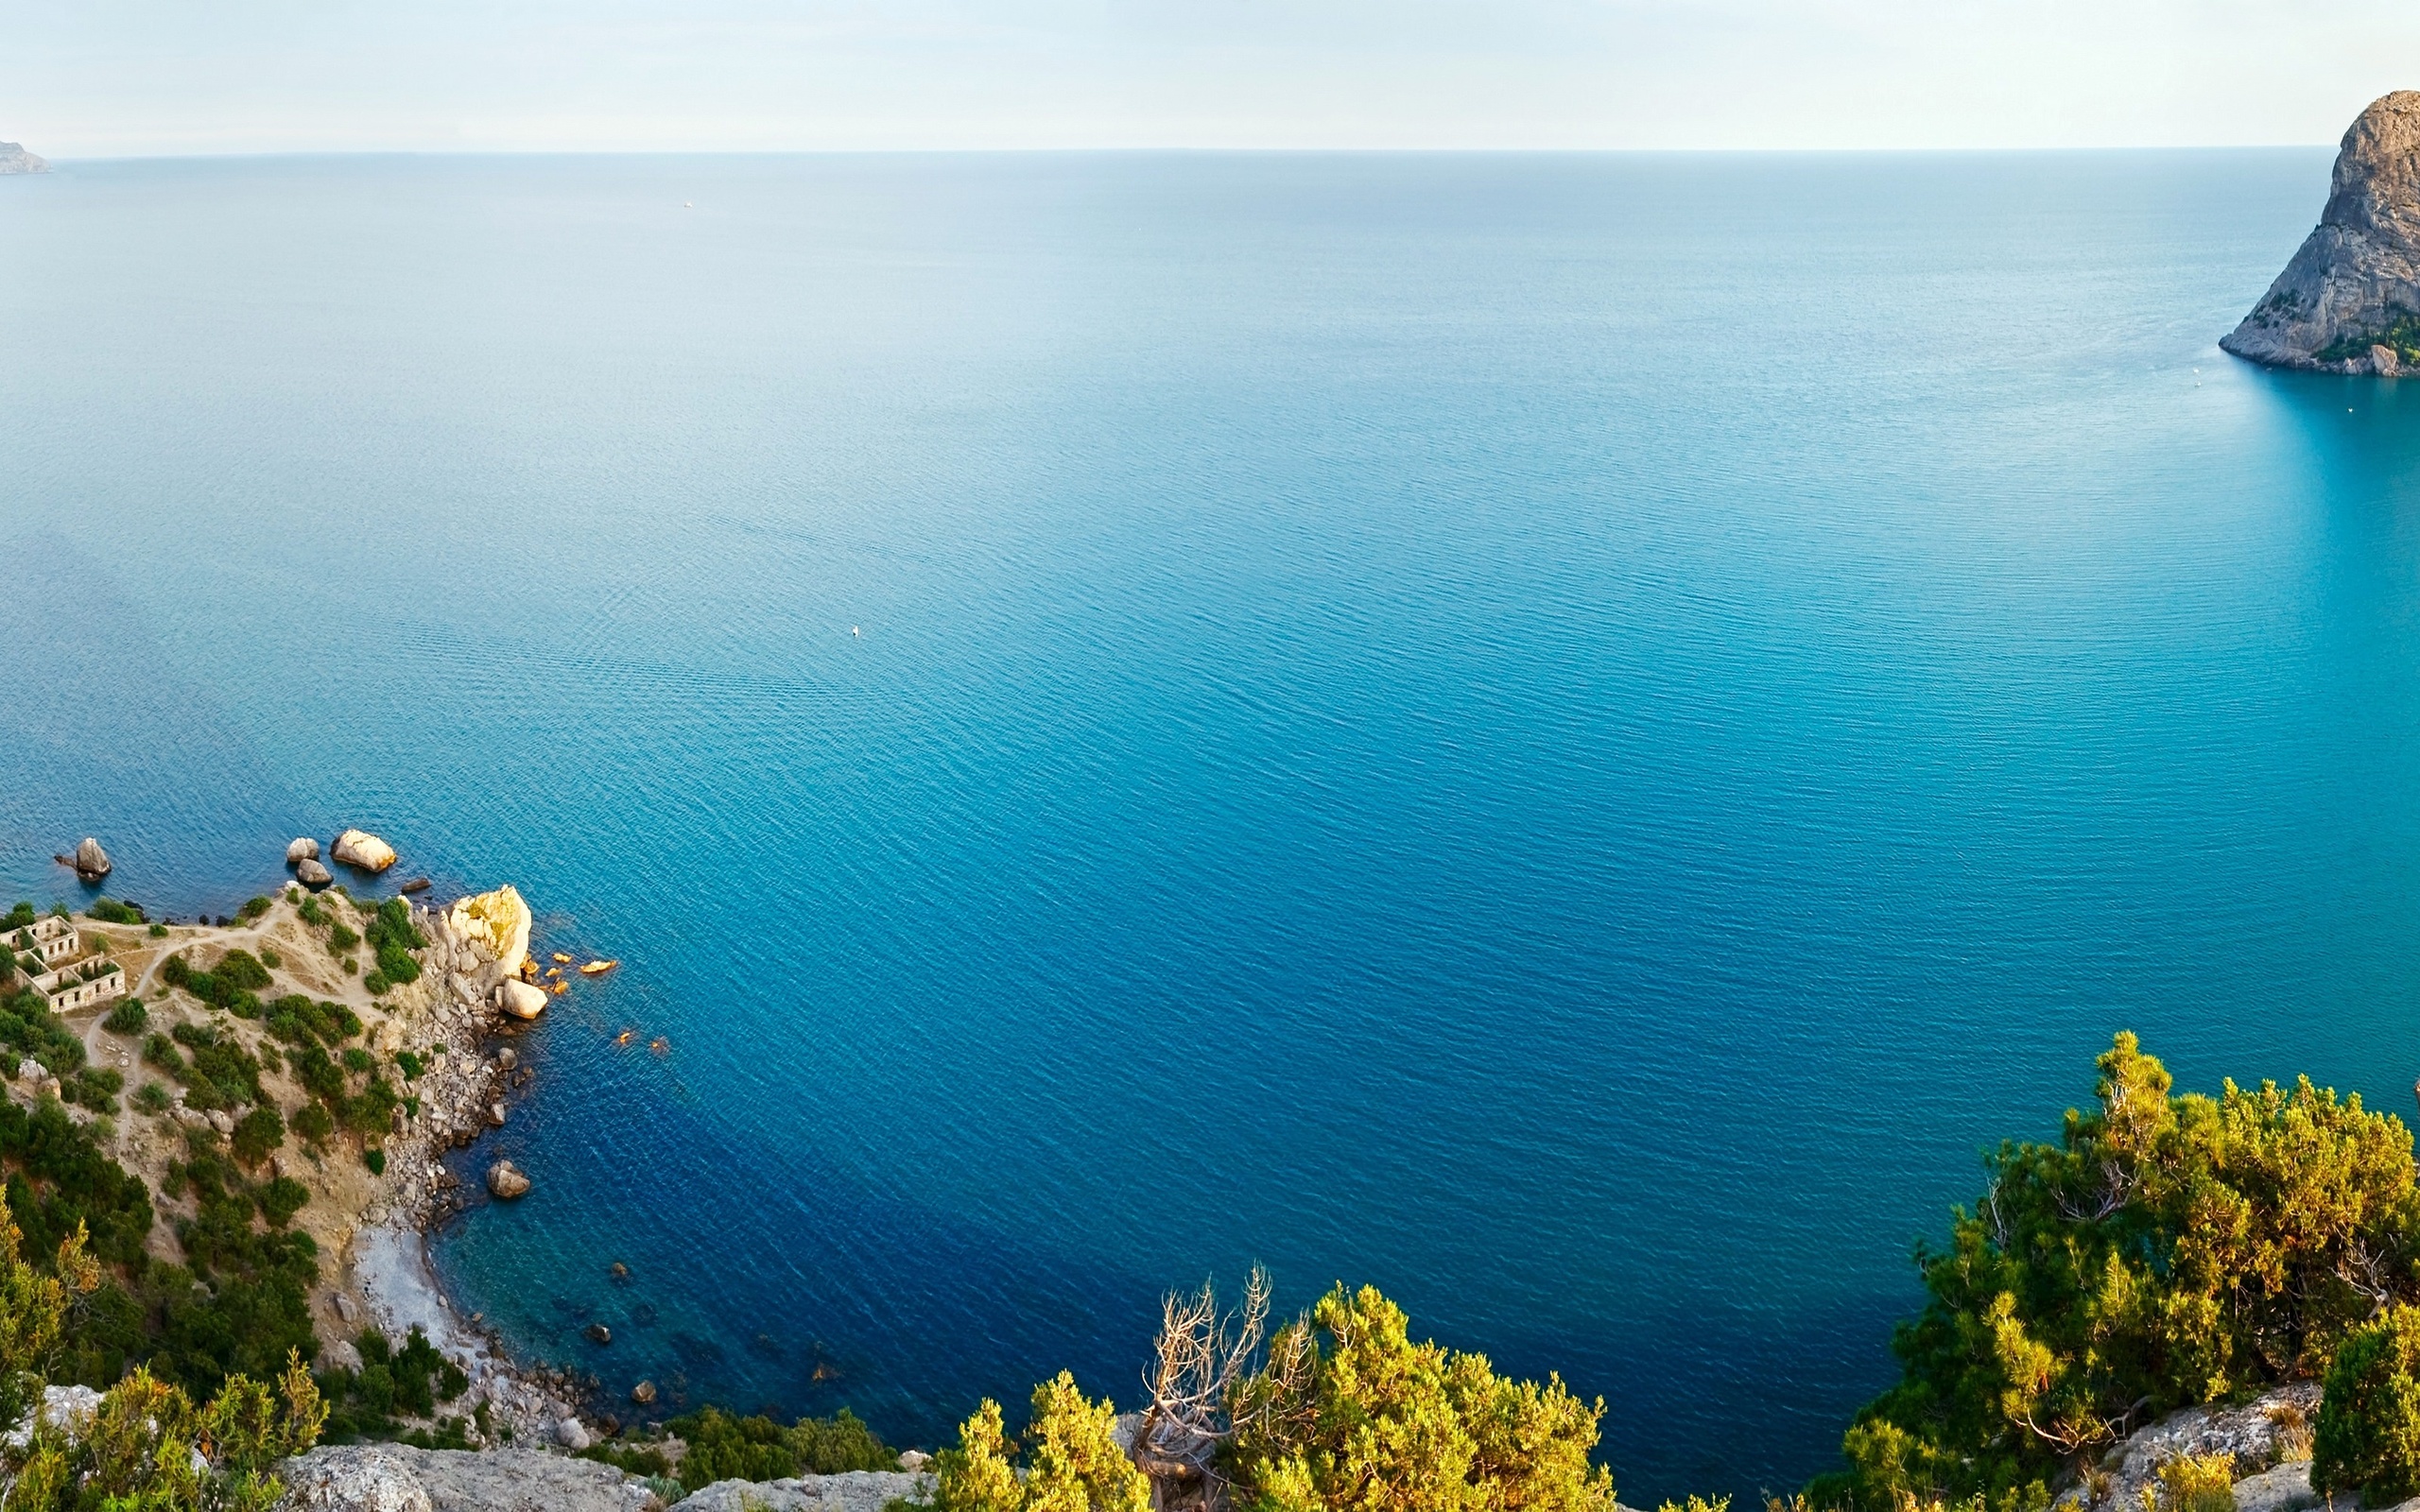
[297,858,334,887]
[679,1472,931,1512]
[2233,1461,2316,1512]
[2053,1383,2319,1512]
[494,980,548,1020]
[208,1108,235,1136]
[2225,92,2420,371]
[630,1380,657,1405]
[486,1160,530,1199]
[0,143,48,176]
[556,1418,592,1451]
[277,1445,657,1512]
[73,837,111,880]
[896,1452,929,1471]
[286,837,322,866]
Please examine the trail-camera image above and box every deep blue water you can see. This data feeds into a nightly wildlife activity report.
[3,147,2413,1503]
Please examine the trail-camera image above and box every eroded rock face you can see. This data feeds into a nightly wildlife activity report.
[2225,92,2420,373]
[449,886,532,978]
[335,830,400,872]
[277,1445,658,1512]
[0,144,46,175]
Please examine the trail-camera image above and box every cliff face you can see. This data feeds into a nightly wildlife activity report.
[2223,92,2420,374]
[0,142,45,174]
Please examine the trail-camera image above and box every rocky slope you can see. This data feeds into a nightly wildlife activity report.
[274,1445,928,1512]
[0,143,44,174]
[2224,91,2420,374]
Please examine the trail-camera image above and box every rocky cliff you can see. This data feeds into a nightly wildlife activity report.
[0,143,45,174]
[2223,92,2420,374]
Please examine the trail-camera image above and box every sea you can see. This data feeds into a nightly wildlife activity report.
[0,147,2407,1504]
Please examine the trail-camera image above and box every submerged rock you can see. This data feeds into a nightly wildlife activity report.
[334,829,398,872]
[2225,92,2420,372]
[486,1160,530,1199]
[73,838,111,880]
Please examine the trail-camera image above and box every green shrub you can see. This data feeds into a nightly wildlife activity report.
[103,998,147,1036]
[361,1148,385,1176]
[213,951,271,991]
[259,948,281,971]
[790,1408,898,1472]
[395,1051,424,1081]
[147,924,166,938]
[2318,1305,2420,1502]
[1,903,32,931]
[85,899,144,926]
[361,971,389,997]
[237,897,271,922]
[341,1048,373,1075]
[2152,1454,2237,1512]
[365,902,424,987]
[288,1102,334,1145]
[924,1376,1145,1512]
[254,1177,308,1228]
[230,1106,285,1168]
[131,1083,171,1115]
[325,922,358,954]
[61,1068,122,1113]
[296,897,324,927]
[1820,1034,2420,1511]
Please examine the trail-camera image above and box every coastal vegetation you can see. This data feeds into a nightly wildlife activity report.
[1817,1032,2420,1512]
[920,1279,1612,1512]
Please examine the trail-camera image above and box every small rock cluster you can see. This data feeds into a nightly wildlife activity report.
[2054,1382,2321,1512]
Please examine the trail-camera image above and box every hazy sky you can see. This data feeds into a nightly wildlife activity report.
[6,0,2420,155]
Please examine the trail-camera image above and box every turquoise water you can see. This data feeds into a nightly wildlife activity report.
[1,148,2411,1503]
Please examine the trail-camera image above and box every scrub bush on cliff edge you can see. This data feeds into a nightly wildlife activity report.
[1815,1033,2420,1512]
[2315,1305,2420,1504]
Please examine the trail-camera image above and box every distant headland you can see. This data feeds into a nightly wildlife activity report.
[2224,91,2420,374]
[0,142,47,175]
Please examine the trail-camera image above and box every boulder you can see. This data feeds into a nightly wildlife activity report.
[15,1058,43,1084]
[295,858,334,888]
[678,1471,934,1512]
[447,885,532,978]
[333,830,398,872]
[495,1046,519,1072]
[556,1417,592,1451]
[277,1445,661,1512]
[73,838,111,880]
[487,1101,509,1126]
[2377,342,2406,376]
[207,1109,235,1136]
[494,980,548,1020]
[486,1160,530,1199]
[321,1338,364,1374]
[2233,1462,2317,1512]
[631,1380,657,1405]
[2225,93,2420,370]
[285,838,321,866]
[898,1452,930,1472]
[585,1322,612,1345]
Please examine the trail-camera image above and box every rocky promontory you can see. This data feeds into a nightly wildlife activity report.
[0,143,45,175]
[2224,91,2420,374]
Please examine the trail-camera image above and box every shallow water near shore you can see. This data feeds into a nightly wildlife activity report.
[2,147,2415,1502]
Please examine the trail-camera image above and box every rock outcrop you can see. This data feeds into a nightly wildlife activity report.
[335,829,400,872]
[72,838,111,880]
[2051,1381,2318,1512]
[277,1445,657,1512]
[2224,92,2420,373]
[0,144,46,175]
[486,1160,530,1199]
[679,1471,930,1512]
[448,886,532,979]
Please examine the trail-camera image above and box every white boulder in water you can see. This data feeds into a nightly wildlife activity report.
[285,837,321,866]
[494,979,548,1020]
[296,858,334,887]
[332,829,398,872]
[72,838,110,880]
